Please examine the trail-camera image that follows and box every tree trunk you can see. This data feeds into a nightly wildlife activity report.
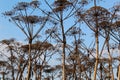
[108,48,114,80]
[34,71,37,80]
[39,69,42,80]
[93,0,99,79]
[118,44,120,80]
[60,11,66,80]
[18,61,27,80]
[73,61,76,80]
[93,31,99,80]
[2,73,5,80]
[26,40,32,80]
[106,33,114,80]
[118,65,120,80]
[62,42,66,80]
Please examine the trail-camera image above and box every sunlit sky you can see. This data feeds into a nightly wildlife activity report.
[0,0,120,42]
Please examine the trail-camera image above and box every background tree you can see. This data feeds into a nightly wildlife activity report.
[77,0,120,79]
[3,1,51,80]
[43,0,83,80]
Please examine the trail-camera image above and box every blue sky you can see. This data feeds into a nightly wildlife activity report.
[0,0,29,41]
[0,0,119,42]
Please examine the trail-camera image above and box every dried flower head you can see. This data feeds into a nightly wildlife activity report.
[84,6,111,29]
[30,1,40,8]
[14,2,29,10]
[22,16,41,24]
[53,0,72,12]
[3,11,15,16]
[79,0,88,6]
